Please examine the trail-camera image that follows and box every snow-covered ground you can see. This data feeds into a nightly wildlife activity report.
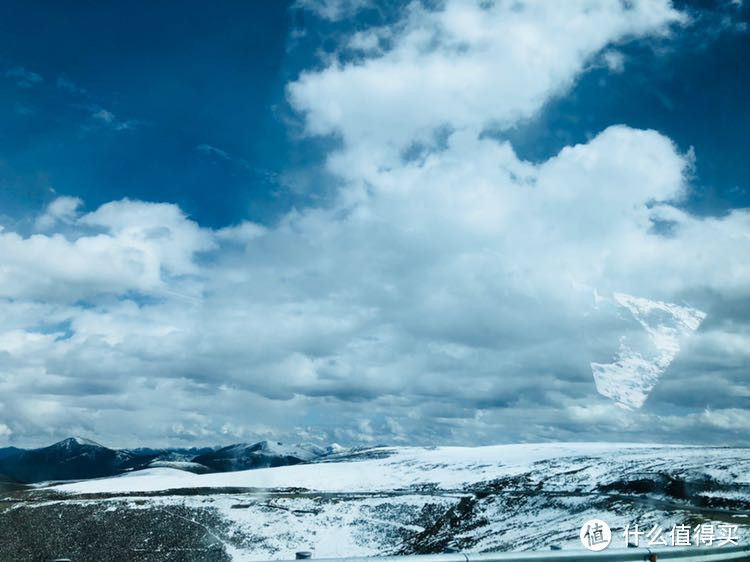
[10,443,749,561]
[51,442,749,495]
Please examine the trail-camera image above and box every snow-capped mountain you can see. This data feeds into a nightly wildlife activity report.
[0,437,143,483]
[192,440,328,472]
[2,443,744,561]
[125,446,219,473]
[0,438,334,483]
[126,446,217,462]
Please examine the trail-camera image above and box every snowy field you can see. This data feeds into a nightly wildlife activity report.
[1,443,747,561]
[51,442,750,495]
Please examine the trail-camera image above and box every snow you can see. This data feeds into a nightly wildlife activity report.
[325,443,346,455]
[62,436,103,448]
[49,442,733,495]
[146,460,210,472]
[27,443,750,561]
[219,440,325,461]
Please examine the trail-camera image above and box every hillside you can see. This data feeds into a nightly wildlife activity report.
[0,443,746,561]
[0,437,142,483]
[192,440,327,472]
[0,438,328,483]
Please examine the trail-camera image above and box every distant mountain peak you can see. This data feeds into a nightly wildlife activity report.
[0,437,345,483]
[192,439,329,473]
[0,436,133,483]
[56,436,104,448]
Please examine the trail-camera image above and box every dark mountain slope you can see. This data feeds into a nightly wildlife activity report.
[0,437,143,483]
[0,447,24,461]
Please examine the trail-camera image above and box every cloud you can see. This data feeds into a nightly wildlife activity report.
[601,49,626,73]
[1,199,214,301]
[92,108,114,123]
[699,408,750,431]
[4,66,43,88]
[0,0,748,447]
[34,196,83,231]
[295,0,372,21]
[288,0,685,179]
[195,144,258,173]
[56,76,87,96]
[90,107,134,131]
[196,144,232,161]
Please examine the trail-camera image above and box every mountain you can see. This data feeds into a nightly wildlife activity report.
[126,446,217,462]
[0,438,333,483]
[0,437,144,483]
[0,471,27,492]
[0,446,24,460]
[192,440,327,472]
[12,443,748,561]
[124,446,218,472]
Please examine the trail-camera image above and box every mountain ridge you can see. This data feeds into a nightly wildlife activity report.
[0,436,338,483]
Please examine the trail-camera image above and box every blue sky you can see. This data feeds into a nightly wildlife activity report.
[1,1,294,227]
[0,0,748,447]
[2,0,747,228]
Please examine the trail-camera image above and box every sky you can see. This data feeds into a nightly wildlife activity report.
[0,0,748,448]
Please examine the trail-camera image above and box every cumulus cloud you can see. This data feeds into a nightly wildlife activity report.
[289,0,684,179]
[1,199,214,302]
[34,196,83,231]
[0,0,747,447]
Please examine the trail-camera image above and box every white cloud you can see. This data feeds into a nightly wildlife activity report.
[601,49,626,73]
[289,0,684,181]
[35,196,83,231]
[0,0,747,447]
[0,424,12,439]
[700,408,750,431]
[0,199,214,301]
